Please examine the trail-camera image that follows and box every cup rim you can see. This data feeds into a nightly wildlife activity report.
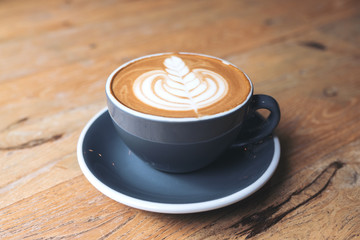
[105,52,254,122]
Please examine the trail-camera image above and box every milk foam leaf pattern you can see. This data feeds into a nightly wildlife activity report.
[163,56,201,112]
[133,56,229,115]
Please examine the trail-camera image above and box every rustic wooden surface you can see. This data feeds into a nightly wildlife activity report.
[1,0,359,239]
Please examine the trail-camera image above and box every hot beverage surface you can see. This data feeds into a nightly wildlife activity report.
[111,53,251,118]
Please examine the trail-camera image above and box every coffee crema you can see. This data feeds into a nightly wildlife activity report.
[111,53,251,118]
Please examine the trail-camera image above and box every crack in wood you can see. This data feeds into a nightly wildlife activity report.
[0,134,63,151]
[1,117,28,132]
[228,161,344,239]
[299,41,327,51]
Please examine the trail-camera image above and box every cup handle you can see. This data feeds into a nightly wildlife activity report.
[231,94,280,148]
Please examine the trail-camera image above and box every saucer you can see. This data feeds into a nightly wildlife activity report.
[77,108,280,214]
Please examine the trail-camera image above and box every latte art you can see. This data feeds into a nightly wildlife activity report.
[111,53,251,118]
[133,56,228,114]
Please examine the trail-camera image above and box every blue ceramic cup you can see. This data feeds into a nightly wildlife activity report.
[106,53,280,173]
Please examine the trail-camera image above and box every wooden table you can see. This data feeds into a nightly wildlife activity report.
[1,0,359,239]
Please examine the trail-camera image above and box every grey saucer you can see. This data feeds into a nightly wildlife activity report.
[77,108,280,214]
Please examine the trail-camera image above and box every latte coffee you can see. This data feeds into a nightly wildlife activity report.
[110,53,251,118]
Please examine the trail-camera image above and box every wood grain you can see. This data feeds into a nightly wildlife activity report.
[1,0,359,239]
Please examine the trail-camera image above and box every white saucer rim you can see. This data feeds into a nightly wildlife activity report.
[77,107,280,214]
